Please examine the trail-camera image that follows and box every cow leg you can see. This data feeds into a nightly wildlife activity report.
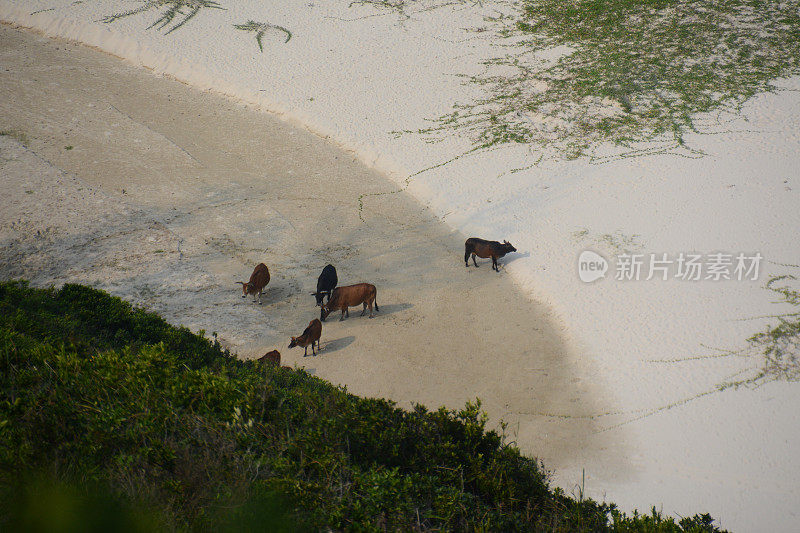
[257,290,263,304]
[361,302,367,316]
[368,301,374,318]
[464,248,471,267]
[340,308,347,321]
[303,346,308,356]
[472,253,479,267]
[492,256,498,272]
[311,343,316,356]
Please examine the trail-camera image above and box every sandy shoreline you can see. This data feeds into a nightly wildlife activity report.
[0,24,624,481]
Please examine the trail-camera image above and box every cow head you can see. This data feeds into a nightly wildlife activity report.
[311,291,325,306]
[288,337,298,349]
[237,281,251,297]
[320,304,332,322]
[502,240,517,253]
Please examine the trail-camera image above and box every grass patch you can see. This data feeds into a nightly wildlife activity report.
[413,0,800,159]
[0,280,725,531]
[739,273,800,385]
[349,0,473,19]
[573,228,644,255]
[233,21,292,52]
[643,269,800,426]
[655,271,800,387]
[0,129,30,147]
[101,0,224,34]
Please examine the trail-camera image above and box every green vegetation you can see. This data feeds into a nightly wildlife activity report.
[415,0,800,159]
[572,228,644,255]
[637,271,800,430]
[0,129,30,147]
[0,280,725,531]
[101,2,292,54]
[746,274,800,384]
[234,21,292,52]
[350,0,410,12]
[102,0,224,35]
[348,0,472,18]
[650,271,800,390]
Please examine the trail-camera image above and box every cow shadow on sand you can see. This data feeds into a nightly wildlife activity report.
[499,251,530,266]
[318,336,355,354]
[372,302,413,316]
[320,303,412,322]
[252,281,303,306]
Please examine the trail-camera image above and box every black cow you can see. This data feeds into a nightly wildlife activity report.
[312,264,338,306]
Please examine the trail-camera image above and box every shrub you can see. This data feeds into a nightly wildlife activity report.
[0,281,725,531]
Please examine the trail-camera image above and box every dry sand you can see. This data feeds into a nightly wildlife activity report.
[0,24,625,479]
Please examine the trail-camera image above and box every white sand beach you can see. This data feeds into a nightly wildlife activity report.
[2,1,800,530]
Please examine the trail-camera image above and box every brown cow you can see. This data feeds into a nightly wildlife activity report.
[464,238,517,272]
[289,318,322,356]
[257,350,281,366]
[320,283,379,322]
[237,263,270,304]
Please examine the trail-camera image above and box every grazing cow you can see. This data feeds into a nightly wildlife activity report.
[257,350,281,366]
[320,283,379,322]
[289,318,322,356]
[312,264,338,306]
[464,238,517,272]
[237,263,270,304]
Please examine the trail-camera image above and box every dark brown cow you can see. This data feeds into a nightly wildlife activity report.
[464,238,517,272]
[289,318,322,356]
[237,263,270,304]
[320,283,379,322]
[257,350,281,366]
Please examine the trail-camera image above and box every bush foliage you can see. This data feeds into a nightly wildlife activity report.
[0,281,724,531]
